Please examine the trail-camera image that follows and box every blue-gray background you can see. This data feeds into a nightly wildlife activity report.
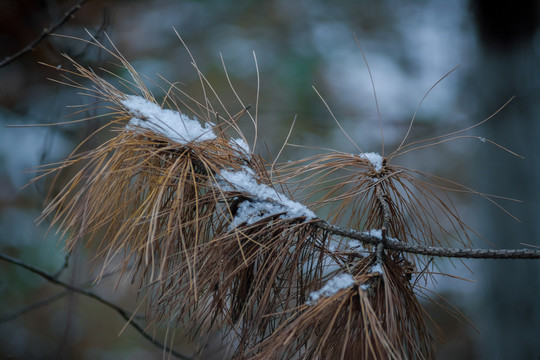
[0,0,538,359]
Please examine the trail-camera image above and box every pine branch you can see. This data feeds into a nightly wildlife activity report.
[223,193,540,260]
[0,252,192,360]
[27,37,540,358]
[0,0,88,69]
[315,221,540,259]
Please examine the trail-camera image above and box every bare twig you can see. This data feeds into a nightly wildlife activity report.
[1,261,130,324]
[0,290,68,323]
[315,221,540,259]
[0,252,192,360]
[53,252,71,277]
[0,0,88,69]
[72,7,110,58]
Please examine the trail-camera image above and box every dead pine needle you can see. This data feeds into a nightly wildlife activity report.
[29,33,539,360]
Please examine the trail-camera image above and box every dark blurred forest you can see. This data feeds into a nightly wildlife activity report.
[0,0,539,359]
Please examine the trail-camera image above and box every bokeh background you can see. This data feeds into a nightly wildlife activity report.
[1,0,539,359]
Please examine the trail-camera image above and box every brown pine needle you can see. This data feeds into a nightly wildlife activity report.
[32,34,540,360]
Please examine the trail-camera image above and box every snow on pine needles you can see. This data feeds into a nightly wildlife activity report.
[122,95,315,229]
[122,95,217,144]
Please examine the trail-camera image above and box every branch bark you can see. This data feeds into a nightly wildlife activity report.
[315,220,540,259]
[231,191,540,259]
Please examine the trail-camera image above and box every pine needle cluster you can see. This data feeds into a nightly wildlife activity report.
[36,34,521,359]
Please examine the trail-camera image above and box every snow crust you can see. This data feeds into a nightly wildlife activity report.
[122,95,216,144]
[362,228,399,243]
[230,137,250,154]
[359,152,383,172]
[364,228,383,239]
[369,263,384,275]
[308,273,355,304]
[220,168,316,225]
[220,168,316,227]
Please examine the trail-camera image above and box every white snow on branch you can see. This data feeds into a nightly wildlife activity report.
[362,229,399,243]
[369,263,384,275]
[231,200,296,227]
[122,95,216,144]
[364,228,383,239]
[219,168,316,227]
[307,273,355,305]
[359,152,383,172]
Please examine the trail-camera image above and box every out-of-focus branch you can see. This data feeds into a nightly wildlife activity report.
[0,252,192,360]
[0,0,88,69]
[72,7,110,58]
[1,259,125,324]
[0,290,68,323]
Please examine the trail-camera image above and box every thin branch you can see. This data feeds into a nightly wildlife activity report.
[0,252,192,360]
[53,252,71,277]
[72,7,110,58]
[315,221,540,259]
[0,290,68,323]
[1,261,133,324]
[0,0,88,69]
[227,190,540,260]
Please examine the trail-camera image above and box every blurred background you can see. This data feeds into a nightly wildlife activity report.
[0,0,539,359]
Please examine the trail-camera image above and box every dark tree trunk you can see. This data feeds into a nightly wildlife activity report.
[470,1,540,358]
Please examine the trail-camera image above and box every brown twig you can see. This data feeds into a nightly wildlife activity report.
[0,252,192,360]
[0,0,88,69]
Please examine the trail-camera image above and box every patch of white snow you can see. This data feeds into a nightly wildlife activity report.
[122,95,216,144]
[359,152,383,172]
[369,263,384,275]
[308,273,355,305]
[220,168,316,228]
